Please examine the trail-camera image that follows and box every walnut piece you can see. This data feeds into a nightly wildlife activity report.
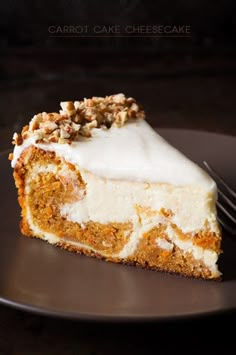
[12,93,145,145]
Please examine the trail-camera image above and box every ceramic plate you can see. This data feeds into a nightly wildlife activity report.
[0,129,235,321]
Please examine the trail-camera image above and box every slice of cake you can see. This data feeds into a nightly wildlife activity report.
[10,94,222,279]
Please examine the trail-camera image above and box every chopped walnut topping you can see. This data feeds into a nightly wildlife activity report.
[8,152,13,161]
[12,132,23,146]
[12,93,145,145]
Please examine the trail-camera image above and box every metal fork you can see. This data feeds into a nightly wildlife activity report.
[204,161,236,236]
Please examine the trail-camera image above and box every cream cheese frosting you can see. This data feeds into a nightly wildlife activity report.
[12,119,216,192]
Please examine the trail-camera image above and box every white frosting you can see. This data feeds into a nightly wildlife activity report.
[12,119,216,191]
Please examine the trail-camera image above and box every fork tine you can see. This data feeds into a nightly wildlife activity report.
[203,161,236,198]
[217,216,236,236]
[218,188,236,212]
[217,201,236,224]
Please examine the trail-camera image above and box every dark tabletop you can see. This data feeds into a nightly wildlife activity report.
[1,74,236,150]
[0,305,235,355]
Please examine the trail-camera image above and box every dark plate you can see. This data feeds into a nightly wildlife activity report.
[0,129,236,321]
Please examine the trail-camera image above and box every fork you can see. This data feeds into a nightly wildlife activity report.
[204,161,236,236]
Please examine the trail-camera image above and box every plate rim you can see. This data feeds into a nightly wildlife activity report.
[1,294,235,322]
[1,128,236,321]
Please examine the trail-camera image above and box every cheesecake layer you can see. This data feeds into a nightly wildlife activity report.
[13,146,221,279]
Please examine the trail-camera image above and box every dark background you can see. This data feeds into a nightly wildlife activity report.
[0,2,236,354]
[1,0,236,151]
